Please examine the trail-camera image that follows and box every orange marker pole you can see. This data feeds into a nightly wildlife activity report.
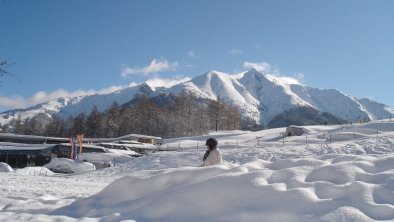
[78,134,83,156]
[69,137,74,159]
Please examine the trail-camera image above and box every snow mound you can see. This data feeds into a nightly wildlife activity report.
[78,153,134,169]
[79,153,134,164]
[53,155,394,221]
[15,167,54,176]
[0,162,13,172]
[44,158,95,174]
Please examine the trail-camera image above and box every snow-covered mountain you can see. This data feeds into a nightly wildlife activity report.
[1,69,393,127]
[56,83,154,119]
[168,70,260,122]
[0,97,79,125]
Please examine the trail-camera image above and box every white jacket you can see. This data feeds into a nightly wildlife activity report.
[200,148,222,167]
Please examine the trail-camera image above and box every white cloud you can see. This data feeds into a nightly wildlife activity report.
[0,82,140,111]
[272,76,300,85]
[243,61,272,73]
[188,50,198,59]
[145,76,191,89]
[228,48,243,55]
[121,58,178,77]
[0,95,26,110]
[96,82,139,94]
[0,75,193,111]
[293,72,305,84]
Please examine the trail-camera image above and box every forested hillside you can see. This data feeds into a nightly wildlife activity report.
[2,93,242,138]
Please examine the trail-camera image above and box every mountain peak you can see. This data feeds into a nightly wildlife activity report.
[248,68,262,74]
[241,68,271,85]
[203,70,229,79]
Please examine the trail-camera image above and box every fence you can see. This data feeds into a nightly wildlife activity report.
[158,130,394,152]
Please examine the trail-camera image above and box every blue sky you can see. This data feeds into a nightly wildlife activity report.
[0,0,393,111]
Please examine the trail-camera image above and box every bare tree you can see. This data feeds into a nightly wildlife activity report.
[0,60,18,85]
[0,60,9,78]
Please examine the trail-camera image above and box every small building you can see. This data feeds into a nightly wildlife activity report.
[0,133,162,168]
[285,126,305,136]
[0,142,106,168]
[0,142,57,168]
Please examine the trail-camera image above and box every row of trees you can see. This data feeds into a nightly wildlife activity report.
[2,93,243,138]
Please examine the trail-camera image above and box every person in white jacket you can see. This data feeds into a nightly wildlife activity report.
[200,138,222,167]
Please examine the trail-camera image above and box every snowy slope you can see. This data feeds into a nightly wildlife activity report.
[239,69,311,125]
[357,98,394,119]
[168,70,260,123]
[290,85,375,121]
[57,83,154,118]
[0,97,78,125]
[1,69,393,127]
[0,84,154,125]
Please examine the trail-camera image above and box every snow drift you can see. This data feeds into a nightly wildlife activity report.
[78,152,134,164]
[1,121,394,221]
[44,158,95,174]
[54,155,394,222]
[15,167,54,176]
[0,162,13,172]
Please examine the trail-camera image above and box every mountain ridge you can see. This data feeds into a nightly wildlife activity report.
[1,69,393,127]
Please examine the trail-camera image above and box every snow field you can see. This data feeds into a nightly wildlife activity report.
[0,121,394,221]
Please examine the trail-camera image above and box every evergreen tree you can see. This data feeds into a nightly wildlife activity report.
[86,105,102,137]
[72,113,87,135]
[22,117,42,135]
[13,115,24,134]
[104,102,121,137]
[64,116,74,137]
[44,115,66,137]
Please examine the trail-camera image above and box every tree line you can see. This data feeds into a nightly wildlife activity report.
[2,93,243,138]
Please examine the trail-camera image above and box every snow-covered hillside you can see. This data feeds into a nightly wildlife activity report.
[57,83,154,118]
[0,84,154,125]
[239,69,311,125]
[1,121,394,221]
[0,97,79,125]
[1,69,393,127]
[168,70,260,123]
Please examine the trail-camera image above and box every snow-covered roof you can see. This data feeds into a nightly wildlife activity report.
[78,153,134,164]
[57,143,107,150]
[0,133,162,144]
[99,142,156,150]
[86,134,162,143]
[102,148,141,156]
[0,142,56,153]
